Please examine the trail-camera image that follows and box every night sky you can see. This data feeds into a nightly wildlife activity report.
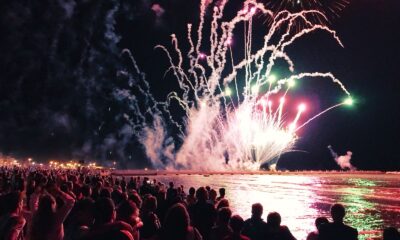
[0,0,399,170]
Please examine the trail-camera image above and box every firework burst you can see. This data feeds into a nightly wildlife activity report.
[119,0,352,170]
[264,0,349,24]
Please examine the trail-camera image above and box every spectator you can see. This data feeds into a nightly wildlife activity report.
[141,195,161,239]
[159,203,202,240]
[242,203,268,240]
[0,191,26,240]
[117,200,142,240]
[306,217,329,240]
[186,187,197,206]
[64,198,95,240]
[29,183,43,212]
[210,207,232,240]
[208,189,218,205]
[99,188,112,199]
[84,197,134,240]
[216,199,230,210]
[265,212,296,240]
[217,188,226,202]
[318,204,358,240]
[128,191,143,209]
[29,187,75,240]
[166,182,175,201]
[189,187,217,240]
[383,227,400,240]
[224,215,250,240]
[81,185,92,199]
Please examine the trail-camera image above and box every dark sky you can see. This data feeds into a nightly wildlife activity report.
[0,0,399,170]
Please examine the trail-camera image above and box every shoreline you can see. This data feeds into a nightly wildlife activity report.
[111,169,399,176]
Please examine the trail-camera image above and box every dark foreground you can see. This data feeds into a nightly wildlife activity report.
[113,171,400,240]
[1,167,399,240]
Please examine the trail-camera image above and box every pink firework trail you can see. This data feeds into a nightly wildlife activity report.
[121,0,352,170]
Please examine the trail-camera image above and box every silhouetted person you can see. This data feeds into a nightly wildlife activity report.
[117,200,142,240]
[64,198,95,240]
[84,197,134,240]
[189,187,217,240]
[81,185,92,199]
[0,191,26,240]
[319,204,358,240]
[216,199,230,210]
[216,188,226,202]
[383,227,400,240]
[141,195,161,239]
[224,215,250,240]
[29,183,43,212]
[128,191,143,209]
[159,203,202,240]
[265,212,296,240]
[186,187,197,206]
[208,189,217,205]
[242,203,268,240]
[210,207,233,240]
[306,217,329,240]
[166,182,175,201]
[112,186,123,203]
[127,177,137,190]
[29,188,75,240]
[99,188,111,199]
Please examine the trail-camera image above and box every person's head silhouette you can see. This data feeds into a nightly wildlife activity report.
[330,204,346,223]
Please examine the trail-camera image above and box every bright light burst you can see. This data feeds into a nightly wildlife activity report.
[344,97,354,106]
[121,0,352,170]
[264,0,350,24]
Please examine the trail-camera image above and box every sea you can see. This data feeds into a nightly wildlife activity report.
[120,172,400,240]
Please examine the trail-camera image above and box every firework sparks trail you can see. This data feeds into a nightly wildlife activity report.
[264,0,350,25]
[118,0,352,170]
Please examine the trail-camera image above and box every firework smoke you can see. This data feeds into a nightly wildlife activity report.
[328,145,356,170]
[117,0,352,170]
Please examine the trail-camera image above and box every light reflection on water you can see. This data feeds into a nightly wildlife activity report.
[147,173,400,240]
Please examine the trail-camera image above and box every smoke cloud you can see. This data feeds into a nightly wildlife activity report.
[0,0,162,167]
[328,145,356,170]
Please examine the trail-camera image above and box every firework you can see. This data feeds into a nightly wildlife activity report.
[119,0,352,170]
[264,0,350,24]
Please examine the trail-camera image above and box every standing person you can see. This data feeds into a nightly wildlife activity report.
[242,203,268,240]
[84,197,134,240]
[318,204,358,240]
[306,217,329,240]
[186,187,197,206]
[159,203,202,240]
[189,187,217,240]
[29,183,43,212]
[216,188,226,202]
[141,195,161,240]
[210,207,232,240]
[64,198,95,240]
[0,191,26,240]
[265,212,297,240]
[383,227,400,240]
[208,189,218,206]
[224,215,250,240]
[117,200,142,240]
[166,182,175,201]
[29,187,75,240]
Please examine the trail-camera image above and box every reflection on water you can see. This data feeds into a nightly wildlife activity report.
[146,173,400,240]
[341,179,381,239]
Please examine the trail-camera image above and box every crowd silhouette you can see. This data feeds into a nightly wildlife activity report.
[0,167,399,240]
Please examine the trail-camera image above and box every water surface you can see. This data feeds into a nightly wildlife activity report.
[135,173,400,240]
